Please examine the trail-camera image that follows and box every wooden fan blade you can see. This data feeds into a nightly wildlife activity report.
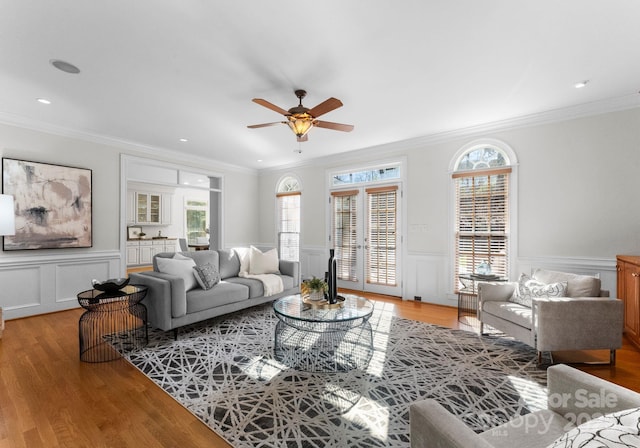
[315,120,354,132]
[247,121,285,129]
[297,134,309,142]
[252,98,290,116]
[308,97,343,118]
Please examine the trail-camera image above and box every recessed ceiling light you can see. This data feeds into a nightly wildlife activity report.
[574,80,589,89]
[36,98,51,104]
[179,138,188,142]
[257,159,263,162]
[50,59,80,74]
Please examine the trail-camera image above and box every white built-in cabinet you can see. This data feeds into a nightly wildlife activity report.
[127,191,172,225]
[126,239,176,266]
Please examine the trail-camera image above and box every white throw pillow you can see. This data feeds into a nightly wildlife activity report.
[546,407,640,447]
[249,246,279,275]
[510,273,567,308]
[233,247,250,276]
[156,255,198,291]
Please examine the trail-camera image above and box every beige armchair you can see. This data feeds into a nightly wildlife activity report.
[477,269,623,364]
[410,364,640,448]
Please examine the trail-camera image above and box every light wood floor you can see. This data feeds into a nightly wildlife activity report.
[1,291,639,447]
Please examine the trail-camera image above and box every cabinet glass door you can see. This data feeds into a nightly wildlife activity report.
[149,194,161,223]
[137,194,148,223]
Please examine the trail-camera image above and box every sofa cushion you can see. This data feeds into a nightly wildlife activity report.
[511,273,568,307]
[483,301,533,330]
[546,407,640,447]
[225,277,264,298]
[532,269,601,298]
[193,263,221,290]
[249,246,280,275]
[156,255,198,291]
[218,249,241,279]
[185,281,248,314]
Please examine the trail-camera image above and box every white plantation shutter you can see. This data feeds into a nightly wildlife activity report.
[331,190,358,282]
[277,191,300,262]
[453,167,511,292]
[366,186,397,286]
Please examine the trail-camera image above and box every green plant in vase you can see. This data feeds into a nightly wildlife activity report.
[303,276,329,301]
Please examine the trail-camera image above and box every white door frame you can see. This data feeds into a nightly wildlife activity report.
[326,157,407,298]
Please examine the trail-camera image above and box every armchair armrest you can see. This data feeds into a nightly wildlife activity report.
[533,297,623,352]
[410,399,492,448]
[129,271,187,330]
[477,282,517,303]
[548,364,640,420]
[279,260,300,286]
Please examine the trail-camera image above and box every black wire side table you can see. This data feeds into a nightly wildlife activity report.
[77,284,148,363]
[457,274,508,325]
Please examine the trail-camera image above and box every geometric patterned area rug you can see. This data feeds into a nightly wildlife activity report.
[118,302,548,448]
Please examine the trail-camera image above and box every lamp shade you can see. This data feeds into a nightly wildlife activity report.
[0,194,16,236]
[287,114,314,138]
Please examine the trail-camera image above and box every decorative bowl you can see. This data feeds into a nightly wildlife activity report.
[92,277,130,292]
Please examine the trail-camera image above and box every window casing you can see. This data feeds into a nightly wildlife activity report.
[185,199,209,244]
[276,176,301,262]
[453,146,511,293]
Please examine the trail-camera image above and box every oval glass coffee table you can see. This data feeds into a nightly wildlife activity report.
[273,294,374,372]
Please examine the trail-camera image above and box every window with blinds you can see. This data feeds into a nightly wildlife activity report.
[453,167,511,292]
[366,186,397,286]
[277,191,300,262]
[331,190,358,282]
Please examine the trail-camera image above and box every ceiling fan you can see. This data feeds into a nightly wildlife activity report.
[247,89,354,142]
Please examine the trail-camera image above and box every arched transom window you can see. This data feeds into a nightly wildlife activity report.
[276,175,301,262]
[452,144,512,292]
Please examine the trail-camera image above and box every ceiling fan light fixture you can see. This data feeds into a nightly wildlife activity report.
[287,113,314,137]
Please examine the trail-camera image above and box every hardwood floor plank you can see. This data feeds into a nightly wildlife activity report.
[0,292,638,447]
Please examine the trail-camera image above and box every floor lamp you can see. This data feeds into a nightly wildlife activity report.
[0,194,14,337]
[0,194,16,236]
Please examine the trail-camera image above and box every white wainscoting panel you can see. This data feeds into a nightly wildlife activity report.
[0,251,122,320]
[405,252,454,306]
[0,265,42,310]
[56,260,114,304]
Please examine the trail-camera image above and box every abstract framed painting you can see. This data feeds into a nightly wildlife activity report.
[2,158,92,250]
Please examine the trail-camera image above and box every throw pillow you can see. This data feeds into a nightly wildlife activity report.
[249,246,280,275]
[510,273,568,307]
[546,407,640,448]
[156,256,198,291]
[192,263,221,290]
[234,247,251,276]
[532,268,602,298]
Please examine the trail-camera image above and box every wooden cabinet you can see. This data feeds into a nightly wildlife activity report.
[616,255,640,349]
[126,239,176,266]
[127,191,171,225]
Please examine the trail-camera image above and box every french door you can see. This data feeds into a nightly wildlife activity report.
[331,184,401,296]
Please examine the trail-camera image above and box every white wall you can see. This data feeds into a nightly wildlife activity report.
[258,107,640,304]
[0,123,258,319]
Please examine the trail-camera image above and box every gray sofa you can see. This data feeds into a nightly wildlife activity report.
[129,249,299,337]
[410,363,640,448]
[478,269,624,364]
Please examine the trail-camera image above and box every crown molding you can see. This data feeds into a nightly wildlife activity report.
[260,93,640,174]
[0,111,256,175]
[2,93,638,176]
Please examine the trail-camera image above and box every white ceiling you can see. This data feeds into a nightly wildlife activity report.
[1,1,640,170]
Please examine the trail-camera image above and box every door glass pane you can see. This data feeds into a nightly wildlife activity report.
[367,189,397,286]
[332,194,358,282]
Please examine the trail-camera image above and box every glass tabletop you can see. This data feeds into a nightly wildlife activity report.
[273,294,374,324]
